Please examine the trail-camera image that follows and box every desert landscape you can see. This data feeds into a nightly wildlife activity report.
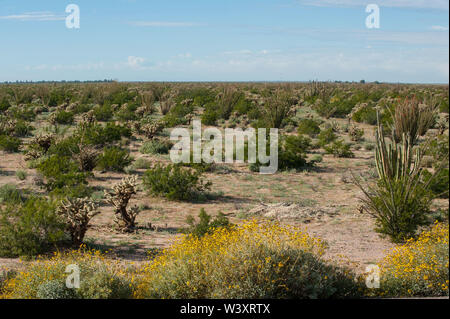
[0,81,448,299]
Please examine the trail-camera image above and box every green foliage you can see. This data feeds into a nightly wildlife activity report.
[140,139,173,155]
[297,119,321,137]
[0,96,11,111]
[422,169,449,199]
[201,109,218,126]
[93,103,114,121]
[53,111,74,125]
[317,128,337,147]
[0,135,21,152]
[185,208,230,238]
[0,184,27,204]
[78,271,133,299]
[324,140,354,158]
[96,147,133,172]
[352,105,377,125]
[0,197,65,257]
[143,164,211,201]
[16,170,27,181]
[37,155,90,193]
[36,280,77,299]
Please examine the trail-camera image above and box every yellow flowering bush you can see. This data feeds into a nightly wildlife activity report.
[376,222,449,297]
[134,220,362,299]
[0,246,134,299]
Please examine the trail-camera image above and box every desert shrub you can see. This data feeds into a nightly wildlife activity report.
[0,248,134,299]
[37,155,90,192]
[93,103,114,121]
[12,120,33,137]
[0,184,27,204]
[16,170,27,181]
[352,105,377,125]
[134,220,362,299]
[317,128,337,147]
[53,111,74,125]
[374,223,449,297]
[310,154,323,164]
[0,96,11,111]
[96,147,133,172]
[131,158,152,170]
[248,133,311,172]
[422,169,449,199]
[201,109,218,126]
[324,140,354,158]
[143,164,211,201]
[185,208,230,238]
[140,139,173,155]
[348,125,364,142]
[36,280,77,299]
[297,119,321,137]
[76,122,131,147]
[260,90,294,128]
[0,135,21,152]
[0,197,65,258]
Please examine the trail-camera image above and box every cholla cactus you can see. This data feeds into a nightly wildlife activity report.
[81,110,96,125]
[57,198,100,246]
[0,118,17,135]
[141,120,166,139]
[104,175,140,232]
[348,124,364,142]
[24,134,54,160]
[73,143,99,171]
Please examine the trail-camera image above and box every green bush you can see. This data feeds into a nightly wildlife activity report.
[96,147,133,172]
[37,155,90,192]
[0,197,65,257]
[78,271,133,299]
[143,164,211,201]
[0,135,21,152]
[185,208,230,238]
[93,103,114,121]
[0,184,27,204]
[297,119,321,137]
[36,280,77,299]
[317,128,337,147]
[422,168,449,199]
[16,170,28,181]
[53,111,74,125]
[325,140,354,158]
[352,105,377,125]
[140,139,173,155]
[201,109,218,126]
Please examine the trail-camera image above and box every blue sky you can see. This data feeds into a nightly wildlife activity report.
[0,0,448,83]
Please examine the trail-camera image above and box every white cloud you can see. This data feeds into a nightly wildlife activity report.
[430,25,449,31]
[126,56,146,68]
[131,21,202,27]
[297,0,449,10]
[0,11,65,21]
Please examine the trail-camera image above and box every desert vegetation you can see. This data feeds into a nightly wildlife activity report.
[0,81,448,299]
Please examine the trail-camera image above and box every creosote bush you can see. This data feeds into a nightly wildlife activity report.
[0,197,64,258]
[143,164,212,201]
[96,147,133,172]
[185,208,231,238]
